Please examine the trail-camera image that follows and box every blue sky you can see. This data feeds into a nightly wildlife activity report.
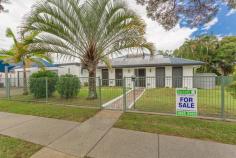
[192,4,236,38]
[0,0,235,51]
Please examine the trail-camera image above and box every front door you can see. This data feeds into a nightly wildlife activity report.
[156,67,165,87]
[172,67,183,88]
[115,69,123,86]
[102,69,109,86]
[135,69,146,87]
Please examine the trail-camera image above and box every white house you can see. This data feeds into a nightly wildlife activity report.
[96,55,204,88]
[11,55,204,88]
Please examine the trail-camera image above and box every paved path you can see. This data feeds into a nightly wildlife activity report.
[104,88,145,110]
[0,111,236,158]
[0,111,122,158]
[88,128,236,158]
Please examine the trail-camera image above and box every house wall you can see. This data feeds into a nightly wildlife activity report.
[111,66,194,88]
[165,66,172,88]
[11,64,196,88]
[183,66,194,88]
[146,67,156,89]
[0,72,16,87]
[123,68,135,88]
[108,68,115,86]
[57,65,80,76]
[13,67,59,87]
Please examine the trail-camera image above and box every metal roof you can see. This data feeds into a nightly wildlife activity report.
[0,61,15,72]
[14,59,57,69]
[98,55,205,68]
[56,63,81,67]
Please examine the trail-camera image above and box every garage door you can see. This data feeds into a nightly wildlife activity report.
[172,67,183,88]
[115,69,123,86]
[156,67,165,88]
[102,69,109,86]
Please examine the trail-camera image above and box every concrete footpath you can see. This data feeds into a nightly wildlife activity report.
[0,111,236,158]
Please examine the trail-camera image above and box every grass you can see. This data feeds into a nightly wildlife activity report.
[0,135,42,158]
[4,87,123,107]
[0,100,99,122]
[135,88,236,118]
[115,112,236,145]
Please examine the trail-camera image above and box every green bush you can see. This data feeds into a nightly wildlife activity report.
[29,71,58,98]
[56,74,80,99]
[84,82,89,87]
[227,74,236,98]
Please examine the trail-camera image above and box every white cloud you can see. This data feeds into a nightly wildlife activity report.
[203,17,218,30]
[127,0,197,50]
[226,9,236,16]
[0,0,197,51]
[0,0,35,49]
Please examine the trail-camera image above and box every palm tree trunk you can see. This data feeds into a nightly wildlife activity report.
[23,61,28,95]
[88,68,97,99]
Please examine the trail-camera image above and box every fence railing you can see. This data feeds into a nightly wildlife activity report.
[123,76,236,120]
[0,76,235,120]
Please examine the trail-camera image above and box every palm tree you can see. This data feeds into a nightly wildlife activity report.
[21,0,155,99]
[0,0,10,13]
[0,28,52,95]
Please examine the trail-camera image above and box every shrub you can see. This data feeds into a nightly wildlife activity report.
[29,71,58,98]
[84,82,89,87]
[56,74,80,99]
[227,74,236,98]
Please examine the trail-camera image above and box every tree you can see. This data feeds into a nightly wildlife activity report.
[174,35,219,73]
[215,36,236,75]
[0,0,10,13]
[174,35,236,75]
[21,0,155,99]
[0,28,52,95]
[136,0,236,30]
[157,50,173,56]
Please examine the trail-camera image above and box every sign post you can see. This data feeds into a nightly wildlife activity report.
[176,88,198,117]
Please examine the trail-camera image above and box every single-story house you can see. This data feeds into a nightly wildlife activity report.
[97,55,204,88]
[9,55,204,88]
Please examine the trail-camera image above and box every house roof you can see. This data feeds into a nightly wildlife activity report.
[0,61,15,72]
[14,59,57,69]
[56,62,80,67]
[98,55,205,68]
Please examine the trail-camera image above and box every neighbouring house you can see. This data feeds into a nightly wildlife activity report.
[0,61,15,88]
[9,55,204,89]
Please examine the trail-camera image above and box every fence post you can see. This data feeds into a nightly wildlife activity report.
[133,79,136,110]
[123,77,126,112]
[5,66,10,99]
[221,76,225,119]
[99,77,102,109]
[45,77,48,103]
[7,78,10,99]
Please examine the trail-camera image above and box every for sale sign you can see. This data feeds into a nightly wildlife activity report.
[176,89,197,117]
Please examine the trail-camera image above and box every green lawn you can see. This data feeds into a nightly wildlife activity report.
[7,87,123,107]
[115,113,236,145]
[0,135,42,158]
[0,100,99,122]
[135,88,236,118]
